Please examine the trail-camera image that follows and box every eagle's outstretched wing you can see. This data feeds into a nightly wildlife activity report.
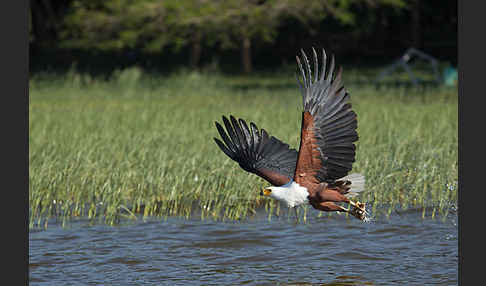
[214,115,298,186]
[293,48,358,186]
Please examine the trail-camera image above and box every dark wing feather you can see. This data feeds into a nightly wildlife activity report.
[294,48,358,184]
[214,115,298,186]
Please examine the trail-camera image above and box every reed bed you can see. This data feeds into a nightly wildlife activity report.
[29,67,457,227]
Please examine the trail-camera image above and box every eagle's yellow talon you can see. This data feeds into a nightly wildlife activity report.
[349,201,367,221]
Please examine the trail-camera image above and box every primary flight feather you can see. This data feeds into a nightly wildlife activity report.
[213,48,367,221]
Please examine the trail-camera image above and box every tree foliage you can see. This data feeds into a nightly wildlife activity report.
[60,0,407,71]
[30,0,458,73]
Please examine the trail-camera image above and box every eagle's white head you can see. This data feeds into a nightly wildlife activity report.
[260,181,309,208]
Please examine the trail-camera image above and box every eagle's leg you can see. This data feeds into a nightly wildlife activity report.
[315,189,366,219]
[314,201,349,213]
[314,201,367,221]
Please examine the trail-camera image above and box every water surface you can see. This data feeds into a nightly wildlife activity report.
[29,208,457,285]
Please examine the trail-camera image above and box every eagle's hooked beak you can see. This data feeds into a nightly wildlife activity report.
[260,188,272,196]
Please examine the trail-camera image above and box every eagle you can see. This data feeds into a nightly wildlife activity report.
[213,48,367,221]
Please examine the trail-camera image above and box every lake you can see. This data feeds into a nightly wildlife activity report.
[29,206,457,285]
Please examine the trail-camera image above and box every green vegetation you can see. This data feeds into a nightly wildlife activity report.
[29,67,457,228]
[38,0,413,73]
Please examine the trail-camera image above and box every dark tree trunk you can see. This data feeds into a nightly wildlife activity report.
[241,36,252,73]
[411,0,422,49]
[190,31,202,68]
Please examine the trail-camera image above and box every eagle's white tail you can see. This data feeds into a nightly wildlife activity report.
[341,173,366,198]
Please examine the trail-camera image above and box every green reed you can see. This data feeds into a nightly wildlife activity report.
[29,67,457,227]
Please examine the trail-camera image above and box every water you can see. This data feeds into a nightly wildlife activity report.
[29,208,457,285]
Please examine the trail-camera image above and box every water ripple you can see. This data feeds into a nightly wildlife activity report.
[29,210,457,285]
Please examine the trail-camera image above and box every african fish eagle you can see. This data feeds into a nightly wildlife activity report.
[213,48,367,221]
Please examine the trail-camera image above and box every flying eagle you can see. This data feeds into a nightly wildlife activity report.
[213,48,367,221]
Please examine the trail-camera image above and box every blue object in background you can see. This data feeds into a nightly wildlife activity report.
[443,66,458,86]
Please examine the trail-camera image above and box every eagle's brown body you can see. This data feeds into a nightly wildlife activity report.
[294,111,357,214]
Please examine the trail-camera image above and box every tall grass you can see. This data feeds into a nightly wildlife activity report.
[29,67,457,227]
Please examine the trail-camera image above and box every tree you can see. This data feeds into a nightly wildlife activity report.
[61,0,220,68]
[206,0,341,73]
[210,0,407,73]
[60,0,367,73]
[61,0,168,51]
[209,1,281,73]
[59,0,412,73]
[166,1,221,68]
